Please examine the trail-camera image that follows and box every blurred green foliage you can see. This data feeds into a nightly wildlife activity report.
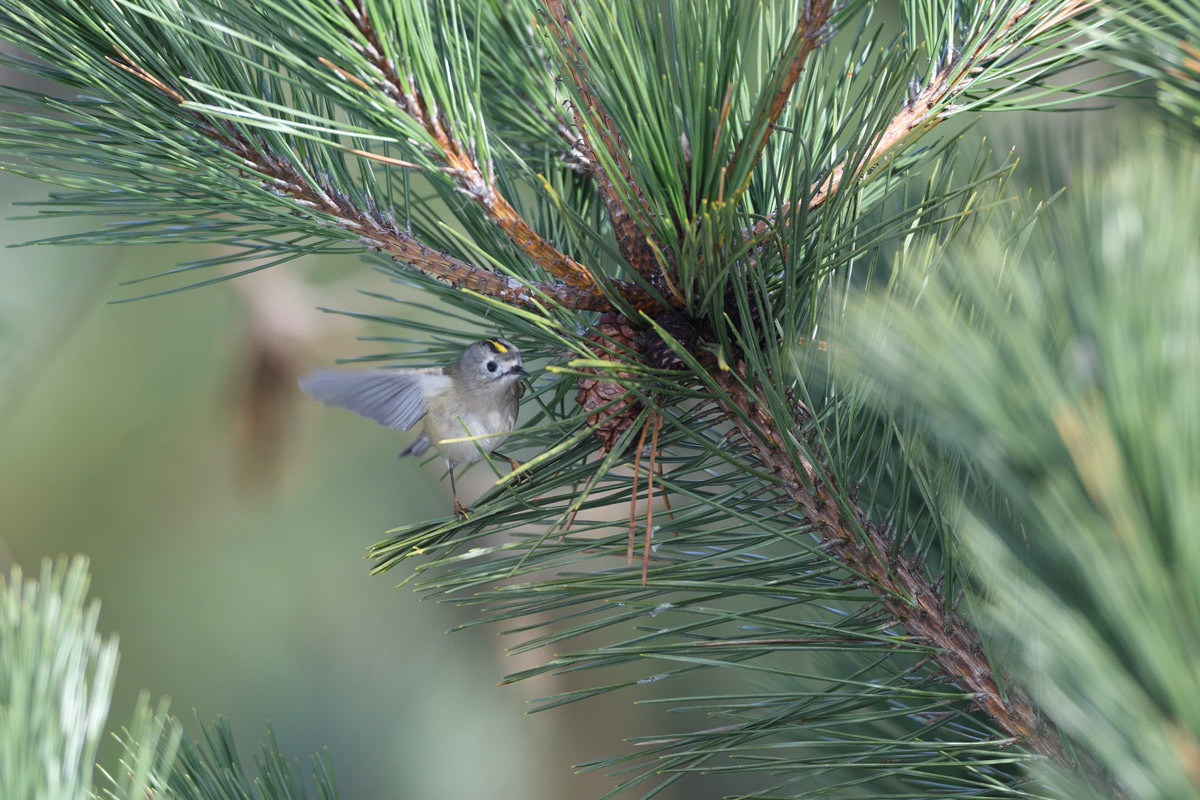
[0,169,673,798]
[841,129,1200,800]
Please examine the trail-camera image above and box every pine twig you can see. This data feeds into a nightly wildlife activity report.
[109,53,638,312]
[714,365,1121,792]
[332,0,602,293]
[746,0,1099,241]
[541,0,665,287]
[726,0,835,191]
[226,126,615,309]
[745,71,957,242]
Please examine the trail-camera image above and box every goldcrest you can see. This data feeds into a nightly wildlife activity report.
[299,338,528,518]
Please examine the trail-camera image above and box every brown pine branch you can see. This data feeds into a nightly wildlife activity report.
[330,0,603,294]
[216,123,629,310]
[541,0,666,288]
[714,365,1120,792]
[109,52,642,313]
[725,0,835,191]
[745,0,1098,243]
[742,66,959,245]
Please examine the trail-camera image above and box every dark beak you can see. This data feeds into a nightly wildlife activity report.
[511,365,530,377]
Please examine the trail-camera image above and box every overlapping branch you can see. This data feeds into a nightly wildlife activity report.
[713,367,1103,779]
[541,0,665,287]
[725,0,835,189]
[109,53,642,312]
[330,0,603,293]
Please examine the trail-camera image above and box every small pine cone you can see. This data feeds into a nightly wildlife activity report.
[576,312,643,452]
[722,282,769,334]
[640,312,697,370]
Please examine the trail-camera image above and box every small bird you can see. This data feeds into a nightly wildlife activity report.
[299,338,529,519]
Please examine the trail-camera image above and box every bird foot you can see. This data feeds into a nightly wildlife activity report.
[454,498,471,521]
[509,463,533,487]
[493,451,530,485]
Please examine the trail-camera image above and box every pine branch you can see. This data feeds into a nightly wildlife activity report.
[329,0,601,292]
[715,369,1057,750]
[110,52,647,312]
[710,365,1129,795]
[725,0,834,191]
[813,0,1099,206]
[748,0,1101,241]
[541,0,666,288]
[0,558,118,800]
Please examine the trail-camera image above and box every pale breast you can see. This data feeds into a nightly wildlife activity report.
[423,398,517,465]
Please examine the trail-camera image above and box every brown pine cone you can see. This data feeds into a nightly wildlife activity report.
[575,312,643,452]
[639,312,698,370]
[722,282,769,335]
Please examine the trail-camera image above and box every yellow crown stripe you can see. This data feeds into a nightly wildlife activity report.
[485,338,509,353]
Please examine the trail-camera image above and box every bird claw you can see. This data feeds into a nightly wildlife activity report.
[508,461,533,487]
[492,451,530,485]
[454,498,471,521]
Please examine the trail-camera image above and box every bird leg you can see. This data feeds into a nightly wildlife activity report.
[491,450,521,471]
[449,464,470,520]
[491,450,529,484]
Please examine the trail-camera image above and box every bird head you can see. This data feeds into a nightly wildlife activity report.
[458,338,529,389]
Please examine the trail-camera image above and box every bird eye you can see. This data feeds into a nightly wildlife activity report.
[486,361,498,373]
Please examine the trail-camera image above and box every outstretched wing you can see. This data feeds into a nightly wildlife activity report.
[298,369,446,431]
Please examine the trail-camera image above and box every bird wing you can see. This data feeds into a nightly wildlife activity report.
[298,368,447,431]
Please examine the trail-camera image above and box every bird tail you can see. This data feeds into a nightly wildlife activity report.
[398,433,431,458]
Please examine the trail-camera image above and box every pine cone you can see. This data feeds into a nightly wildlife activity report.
[575,312,643,452]
[722,281,769,335]
[640,312,697,370]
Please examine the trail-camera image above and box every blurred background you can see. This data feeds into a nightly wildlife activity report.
[0,159,722,797]
[0,52,1144,800]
